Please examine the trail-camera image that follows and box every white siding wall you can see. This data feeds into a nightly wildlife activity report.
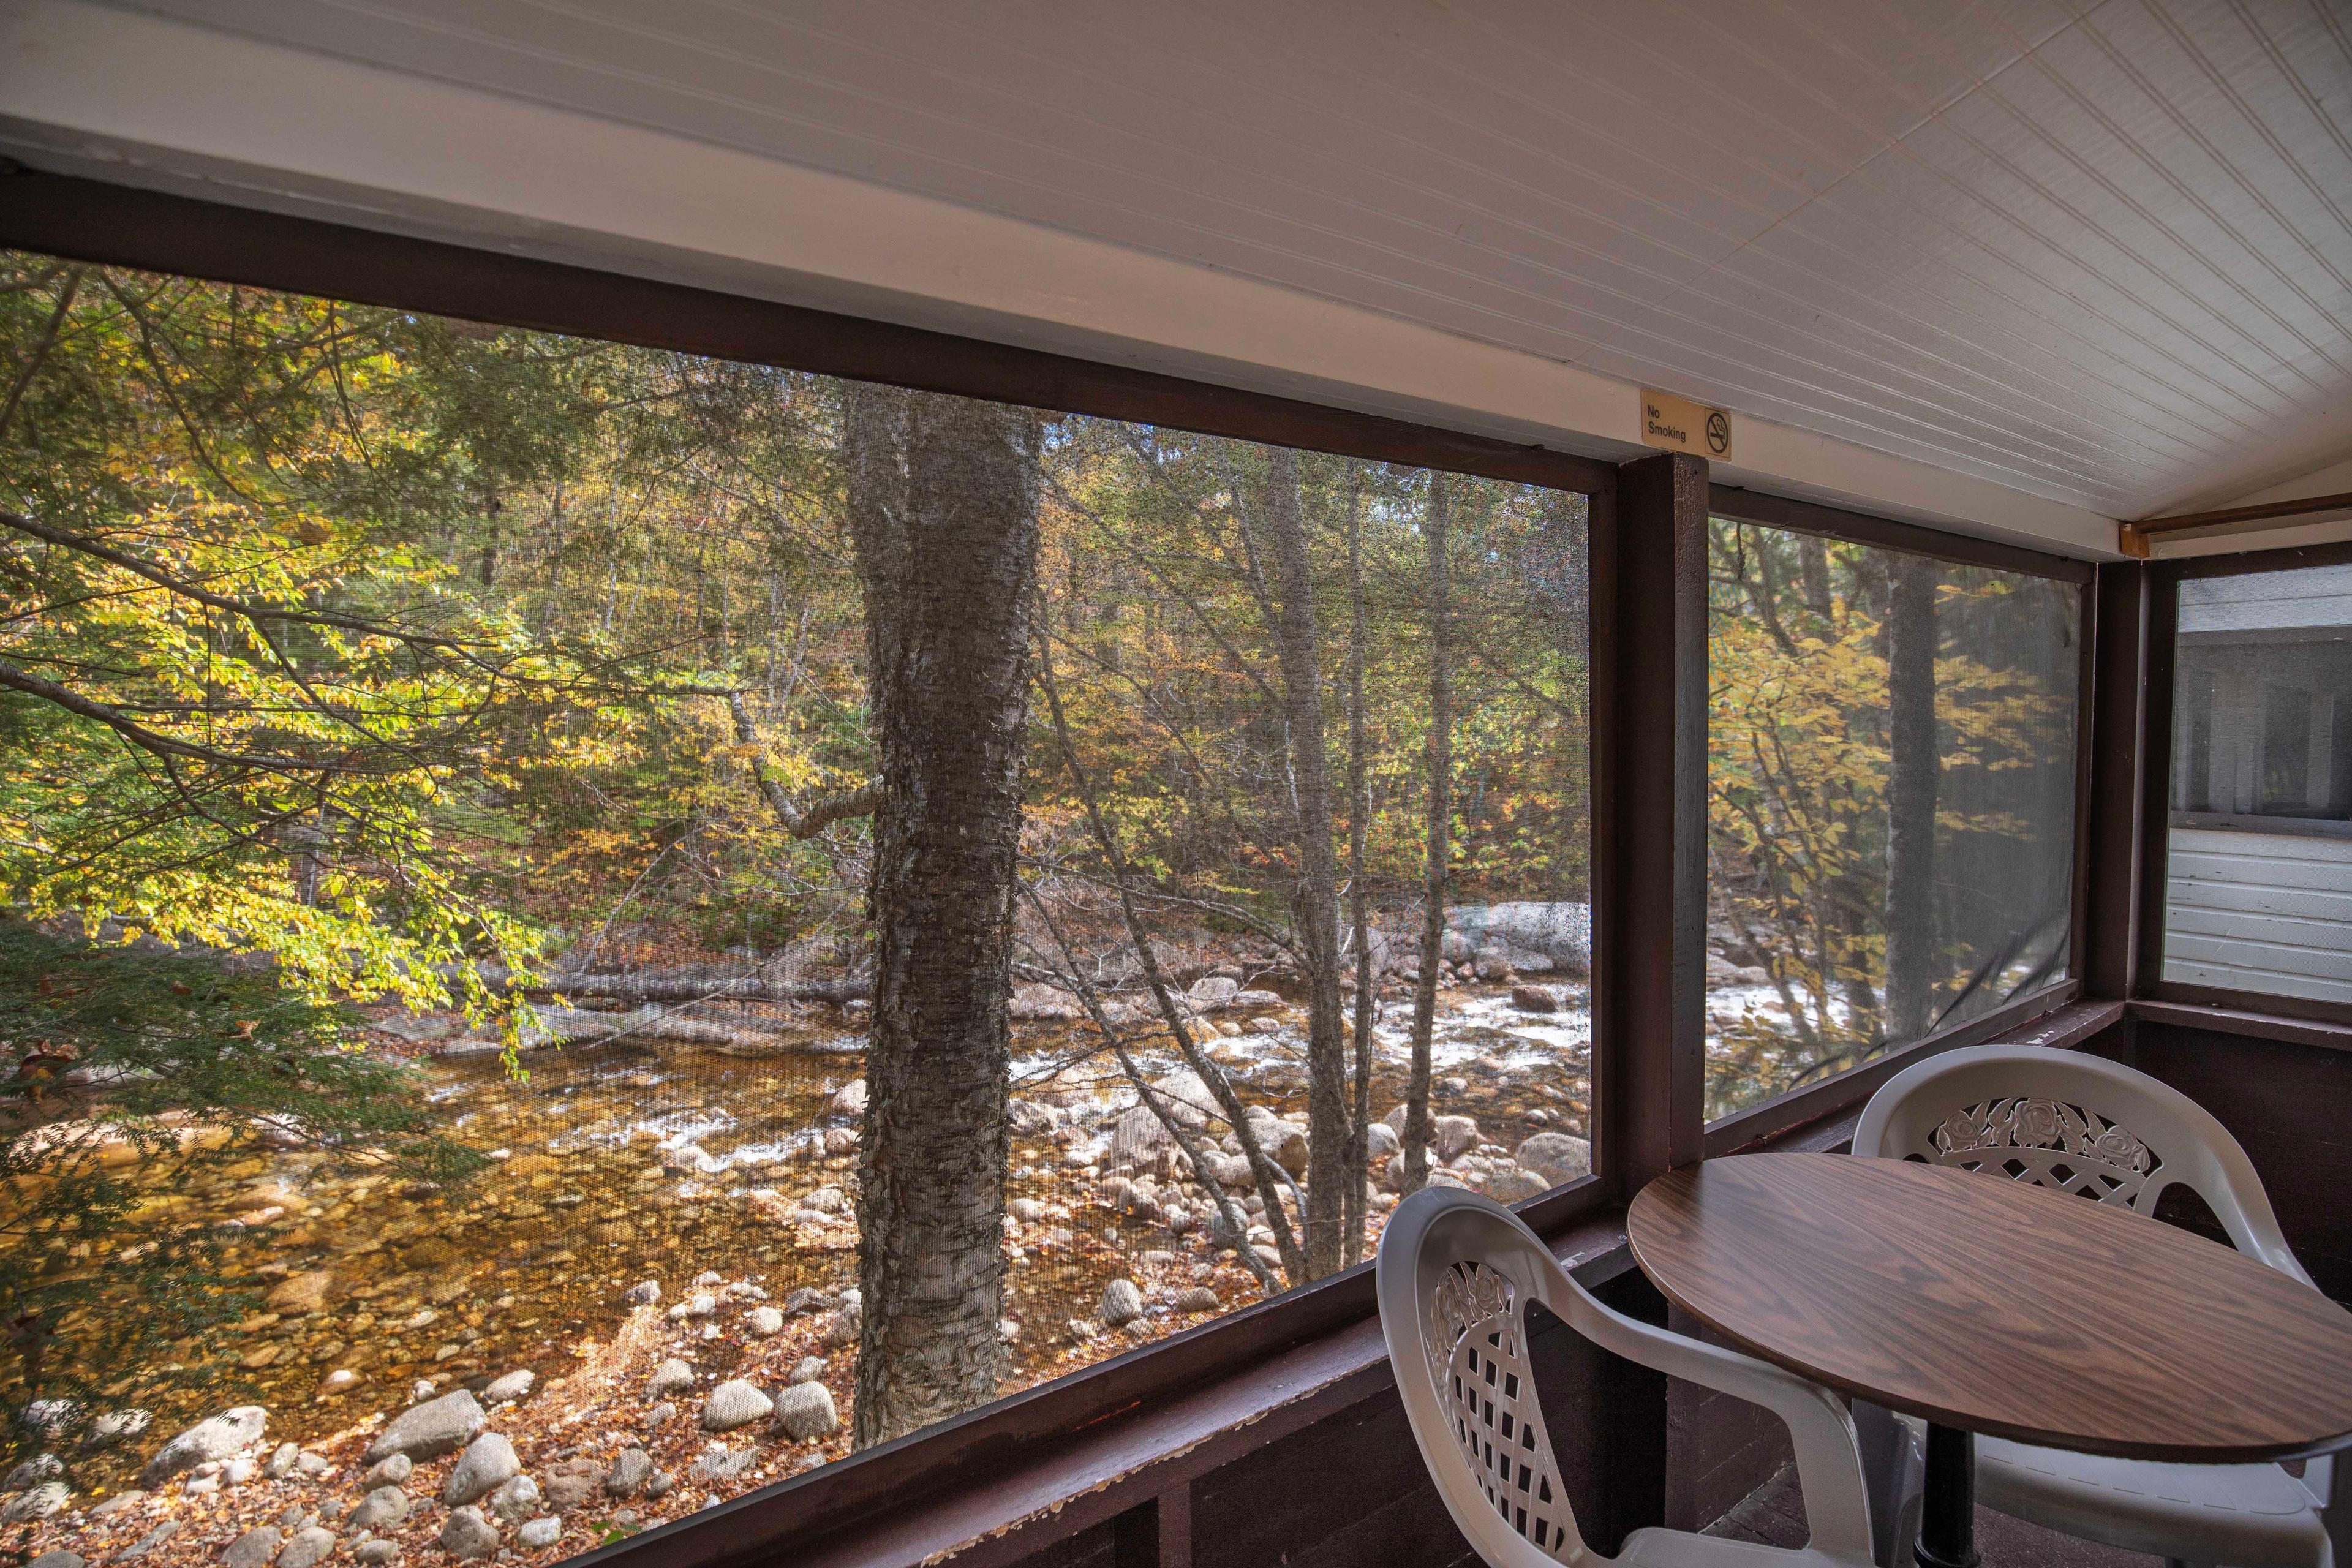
[2164,827,2352,1006]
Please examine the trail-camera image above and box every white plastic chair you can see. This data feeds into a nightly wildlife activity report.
[1852,1044,2338,1568]
[1376,1185,1878,1567]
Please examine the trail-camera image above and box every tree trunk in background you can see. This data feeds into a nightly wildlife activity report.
[845,384,1041,1449]
[1401,473,1452,1195]
[1251,449,1348,1280]
[1343,465,1374,1267]
[1882,554,1939,1043]
[1797,533,1833,621]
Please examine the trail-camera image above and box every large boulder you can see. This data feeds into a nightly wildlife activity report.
[363,1389,483,1464]
[1515,1133,1592,1188]
[139,1406,266,1488]
[1183,976,1240,1010]
[1009,984,1084,1022]
[1444,903,1593,977]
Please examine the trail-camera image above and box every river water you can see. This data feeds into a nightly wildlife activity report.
[43,986,1597,1493]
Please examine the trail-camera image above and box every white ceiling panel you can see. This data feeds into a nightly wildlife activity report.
[54,0,2352,516]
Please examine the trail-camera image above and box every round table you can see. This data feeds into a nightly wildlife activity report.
[1627,1152,2352,1568]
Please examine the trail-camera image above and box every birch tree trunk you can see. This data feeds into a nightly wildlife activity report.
[1250,449,1348,1280]
[1400,473,1451,1195]
[845,383,1041,1449]
[1882,554,1939,1043]
[1343,464,1374,1267]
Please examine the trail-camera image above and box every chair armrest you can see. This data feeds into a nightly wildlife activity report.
[1557,1284,1877,1564]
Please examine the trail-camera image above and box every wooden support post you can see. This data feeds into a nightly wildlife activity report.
[2084,563,2149,999]
[1596,453,1709,1195]
[1114,1485,1191,1568]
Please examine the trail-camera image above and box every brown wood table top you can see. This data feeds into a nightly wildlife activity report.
[1627,1152,2352,1463]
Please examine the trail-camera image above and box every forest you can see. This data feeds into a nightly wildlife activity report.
[0,256,2074,1564]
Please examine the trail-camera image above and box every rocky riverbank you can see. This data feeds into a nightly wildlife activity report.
[1,974,1595,1566]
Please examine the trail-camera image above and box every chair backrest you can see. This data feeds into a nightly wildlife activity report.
[1376,1187,1596,1567]
[1852,1044,2309,1284]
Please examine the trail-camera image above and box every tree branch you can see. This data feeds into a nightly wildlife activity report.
[726,692,877,839]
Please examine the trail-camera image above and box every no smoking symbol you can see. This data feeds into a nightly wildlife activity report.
[1705,410,1730,455]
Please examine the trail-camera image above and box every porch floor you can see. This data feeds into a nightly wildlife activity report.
[1704,1463,2160,1567]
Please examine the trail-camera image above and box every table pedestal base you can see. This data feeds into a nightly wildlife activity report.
[1914,1423,1978,1568]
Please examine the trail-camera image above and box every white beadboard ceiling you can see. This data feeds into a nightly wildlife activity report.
[39,0,2352,518]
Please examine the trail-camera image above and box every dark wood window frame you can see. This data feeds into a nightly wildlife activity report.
[2134,538,2352,1029]
[0,168,2134,1566]
[1698,486,2098,1156]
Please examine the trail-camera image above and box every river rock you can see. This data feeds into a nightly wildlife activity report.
[140,1406,266,1488]
[519,1518,562,1550]
[1432,1115,1480,1162]
[4,1453,60,1490]
[646,1359,695,1400]
[1243,1108,1310,1171]
[91,1489,145,1518]
[1,1481,66,1522]
[26,1551,84,1568]
[604,1448,652,1498]
[1510,984,1562,1013]
[798,1186,848,1215]
[745,1306,785,1337]
[770,1381,839,1441]
[346,1486,409,1531]
[785,1355,827,1386]
[442,1433,519,1506]
[1104,1106,1174,1171]
[317,1370,359,1397]
[701,1380,772,1432]
[439,1506,499,1561]
[1098,1279,1144,1327]
[222,1528,281,1568]
[1175,1286,1222,1313]
[690,1448,754,1483]
[826,1079,868,1116]
[1364,1121,1400,1161]
[488,1474,540,1524]
[1009,984,1083,1022]
[819,1305,861,1349]
[364,1389,483,1463]
[123,1522,181,1560]
[483,1368,535,1404]
[85,1408,151,1451]
[621,1280,660,1306]
[363,1453,412,1487]
[1482,1167,1550,1203]
[1184,976,1239,1010]
[351,1542,397,1567]
[275,1527,335,1568]
[265,1271,334,1315]
[780,1287,827,1315]
[541,1474,595,1513]
[1515,1133,1592,1188]
[1007,1097,1059,1133]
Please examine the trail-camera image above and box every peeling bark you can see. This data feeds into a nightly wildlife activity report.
[1401,473,1451,1195]
[846,385,1041,1449]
